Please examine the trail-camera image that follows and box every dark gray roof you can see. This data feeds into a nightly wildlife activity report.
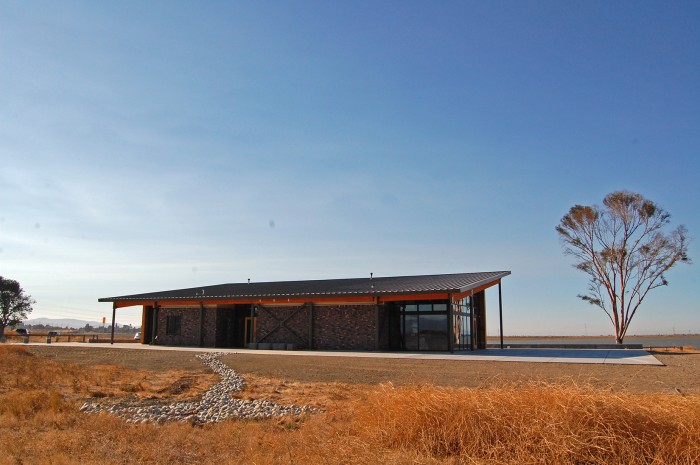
[98,271,510,303]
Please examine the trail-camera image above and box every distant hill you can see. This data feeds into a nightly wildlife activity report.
[24,317,116,329]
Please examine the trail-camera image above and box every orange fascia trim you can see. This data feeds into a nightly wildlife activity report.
[114,301,145,309]
[379,293,450,302]
[111,282,501,310]
[113,295,377,308]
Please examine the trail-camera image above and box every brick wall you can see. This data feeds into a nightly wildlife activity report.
[155,306,217,347]
[377,305,392,350]
[313,305,379,350]
[257,305,311,349]
[156,303,389,350]
[256,304,385,350]
[202,307,217,347]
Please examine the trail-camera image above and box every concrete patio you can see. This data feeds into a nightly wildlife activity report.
[20,342,664,365]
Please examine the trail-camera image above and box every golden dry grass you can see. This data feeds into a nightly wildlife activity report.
[354,382,700,464]
[1,345,698,465]
[651,345,700,354]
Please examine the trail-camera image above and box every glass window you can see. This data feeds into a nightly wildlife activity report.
[451,313,472,350]
[461,315,470,348]
[395,301,450,350]
[402,314,419,350]
[419,314,448,350]
[452,313,462,347]
[166,315,181,336]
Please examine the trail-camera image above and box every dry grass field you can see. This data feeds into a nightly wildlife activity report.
[1,345,699,464]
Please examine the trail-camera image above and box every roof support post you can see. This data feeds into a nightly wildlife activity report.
[470,290,475,351]
[447,293,453,353]
[110,303,116,345]
[249,304,255,346]
[199,302,205,347]
[151,302,158,345]
[499,281,504,350]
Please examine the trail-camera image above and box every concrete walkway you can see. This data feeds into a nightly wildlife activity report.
[20,342,664,366]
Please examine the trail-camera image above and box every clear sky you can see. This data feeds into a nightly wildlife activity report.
[1,1,698,335]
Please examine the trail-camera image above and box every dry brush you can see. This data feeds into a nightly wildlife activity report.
[1,345,698,465]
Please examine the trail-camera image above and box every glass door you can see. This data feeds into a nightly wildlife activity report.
[402,314,419,350]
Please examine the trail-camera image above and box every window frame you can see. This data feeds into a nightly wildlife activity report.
[165,315,182,336]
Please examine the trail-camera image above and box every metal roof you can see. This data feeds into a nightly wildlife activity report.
[98,271,510,303]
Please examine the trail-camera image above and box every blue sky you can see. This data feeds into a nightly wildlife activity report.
[1,1,698,334]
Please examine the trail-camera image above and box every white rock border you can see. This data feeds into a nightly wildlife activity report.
[80,352,318,424]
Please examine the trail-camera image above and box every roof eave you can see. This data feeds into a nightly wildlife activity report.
[99,288,451,303]
[98,271,512,303]
[455,271,511,294]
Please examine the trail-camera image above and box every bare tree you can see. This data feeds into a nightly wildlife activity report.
[0,276,35,341]
[556,191,690,343]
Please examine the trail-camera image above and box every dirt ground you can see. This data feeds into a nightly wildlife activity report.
[24,345,700,395]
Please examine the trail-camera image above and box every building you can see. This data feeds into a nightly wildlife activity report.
[98,271,510,351]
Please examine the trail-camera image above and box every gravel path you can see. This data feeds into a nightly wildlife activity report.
[80,352,318,424]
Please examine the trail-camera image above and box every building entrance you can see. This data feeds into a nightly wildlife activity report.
[216,305,255,348]
[388,301,449,351]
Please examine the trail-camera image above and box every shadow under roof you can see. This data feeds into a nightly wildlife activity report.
[98,271,511,303]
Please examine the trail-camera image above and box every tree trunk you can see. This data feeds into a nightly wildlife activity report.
[0,325,6,342]
[614,321,624,344]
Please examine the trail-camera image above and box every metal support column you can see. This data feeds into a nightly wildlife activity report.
[110,303,116,345]
[447,293,453,353]
[470,290,475,350]
[249,304,255,346]
[151,302,158,345]
[499,281,504,349]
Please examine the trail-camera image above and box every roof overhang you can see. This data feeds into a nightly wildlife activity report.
[99,271,511,308]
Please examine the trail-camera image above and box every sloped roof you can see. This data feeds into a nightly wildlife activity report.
[98,271,510,303]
